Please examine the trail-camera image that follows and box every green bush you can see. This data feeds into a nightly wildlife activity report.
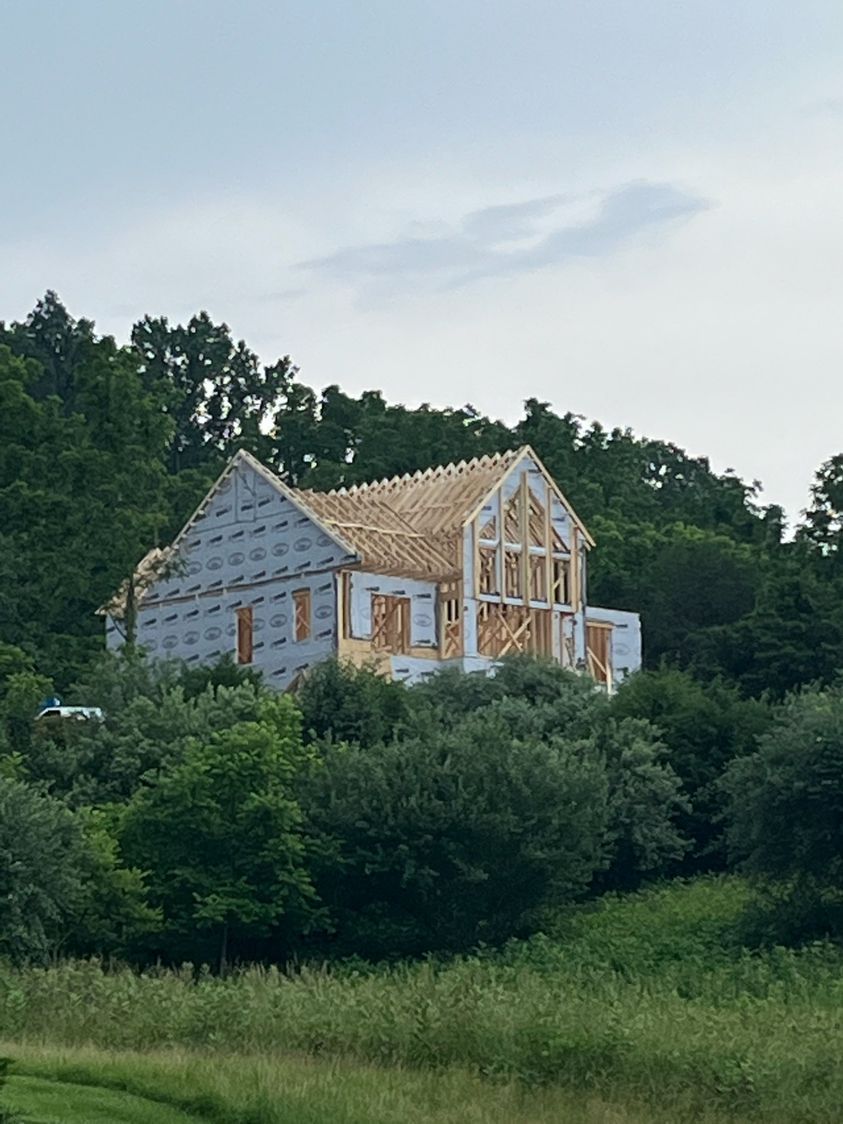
[119,694,317,967]
[0,778,149,963]
[27,654,277,806]
[296,658,410,747]
[612,667,772,869]
[722,683,843,941]
[412,658,689,890]
[302,708,608,956]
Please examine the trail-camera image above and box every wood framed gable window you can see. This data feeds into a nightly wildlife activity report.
[236,606,254,665]
[551,557,571,605]
[479,545,499,595]
[293,588,312,642]
[504,548,523,599]
[529,553,547,602]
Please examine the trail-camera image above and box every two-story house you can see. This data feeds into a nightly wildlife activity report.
[104,446,641,689]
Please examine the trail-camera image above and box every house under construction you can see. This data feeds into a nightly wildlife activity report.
[104,446,641,690]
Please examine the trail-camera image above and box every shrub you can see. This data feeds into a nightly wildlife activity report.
[722,683,843,941]
[119,694,318,967]
[302,708,608,956]
[27,653,277,806]
[612,668,771,869]
[0,778,150,963]
[296,658,410,747]
[413,658,689,891]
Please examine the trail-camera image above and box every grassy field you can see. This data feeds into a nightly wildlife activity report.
[0,1043,785,1124]
[2,878,842,1123]
[4,1071,198,1123]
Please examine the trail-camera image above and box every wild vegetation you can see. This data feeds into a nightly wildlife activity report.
[2,293,843,1121]
[2,881,842,1122]
[2,652,842,1119]
[0,1043,755,1124]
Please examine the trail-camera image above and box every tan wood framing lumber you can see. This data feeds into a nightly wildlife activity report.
[462,446,595,548]
[519,471,530,604]
[469,459,580,612]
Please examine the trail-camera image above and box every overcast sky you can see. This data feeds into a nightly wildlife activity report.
[3,1,843,522]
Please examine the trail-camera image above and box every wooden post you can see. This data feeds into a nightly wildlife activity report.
[336,569,346,648]
[519,471,529,603]
[494,487,504,597]
[438,582,447,659]
[544,484,553,605]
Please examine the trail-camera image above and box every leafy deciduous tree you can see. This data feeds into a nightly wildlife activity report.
[119,695,317,967]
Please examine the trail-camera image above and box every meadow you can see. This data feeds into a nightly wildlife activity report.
[2,878,842,1123]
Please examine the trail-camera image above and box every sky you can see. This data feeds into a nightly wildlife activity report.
[2,1,843,523]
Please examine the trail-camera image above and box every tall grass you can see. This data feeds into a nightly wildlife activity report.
[3,1042,745,1124]
[2,879,842,1121]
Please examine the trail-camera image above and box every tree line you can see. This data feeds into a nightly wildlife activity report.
[3,292,843,697]
[2,653,841,967]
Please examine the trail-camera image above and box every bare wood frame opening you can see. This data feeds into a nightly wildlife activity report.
[371,593,411,653]
[586,621,613,689]
[476,601,554,658]
[473,471,579,610]
[439,579,462,658]
[479,546,499,594]
[551,557,571,605]
[236,605,254,664]
[293,588,312,642]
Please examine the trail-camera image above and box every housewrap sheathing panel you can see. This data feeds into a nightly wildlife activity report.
[107,461,356,689]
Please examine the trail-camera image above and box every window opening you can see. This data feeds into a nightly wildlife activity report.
[293,589,311,642]
[551,557,571,604]
[236,606,254,664]
[371,594,411,653]
[479,546,499,594]
[504,549,522,598]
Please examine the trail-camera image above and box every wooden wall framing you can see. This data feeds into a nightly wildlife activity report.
[476,602,554,658]
[439,579,462,658]
[469,471,578,612]
[329,456,615,684]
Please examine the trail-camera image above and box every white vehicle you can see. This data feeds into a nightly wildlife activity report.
[35,705,104,721]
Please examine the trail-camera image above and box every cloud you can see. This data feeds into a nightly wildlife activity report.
[460,194,569,243]
[521,181,708,263]
[299,181,710,292]
[299,234,486,279]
